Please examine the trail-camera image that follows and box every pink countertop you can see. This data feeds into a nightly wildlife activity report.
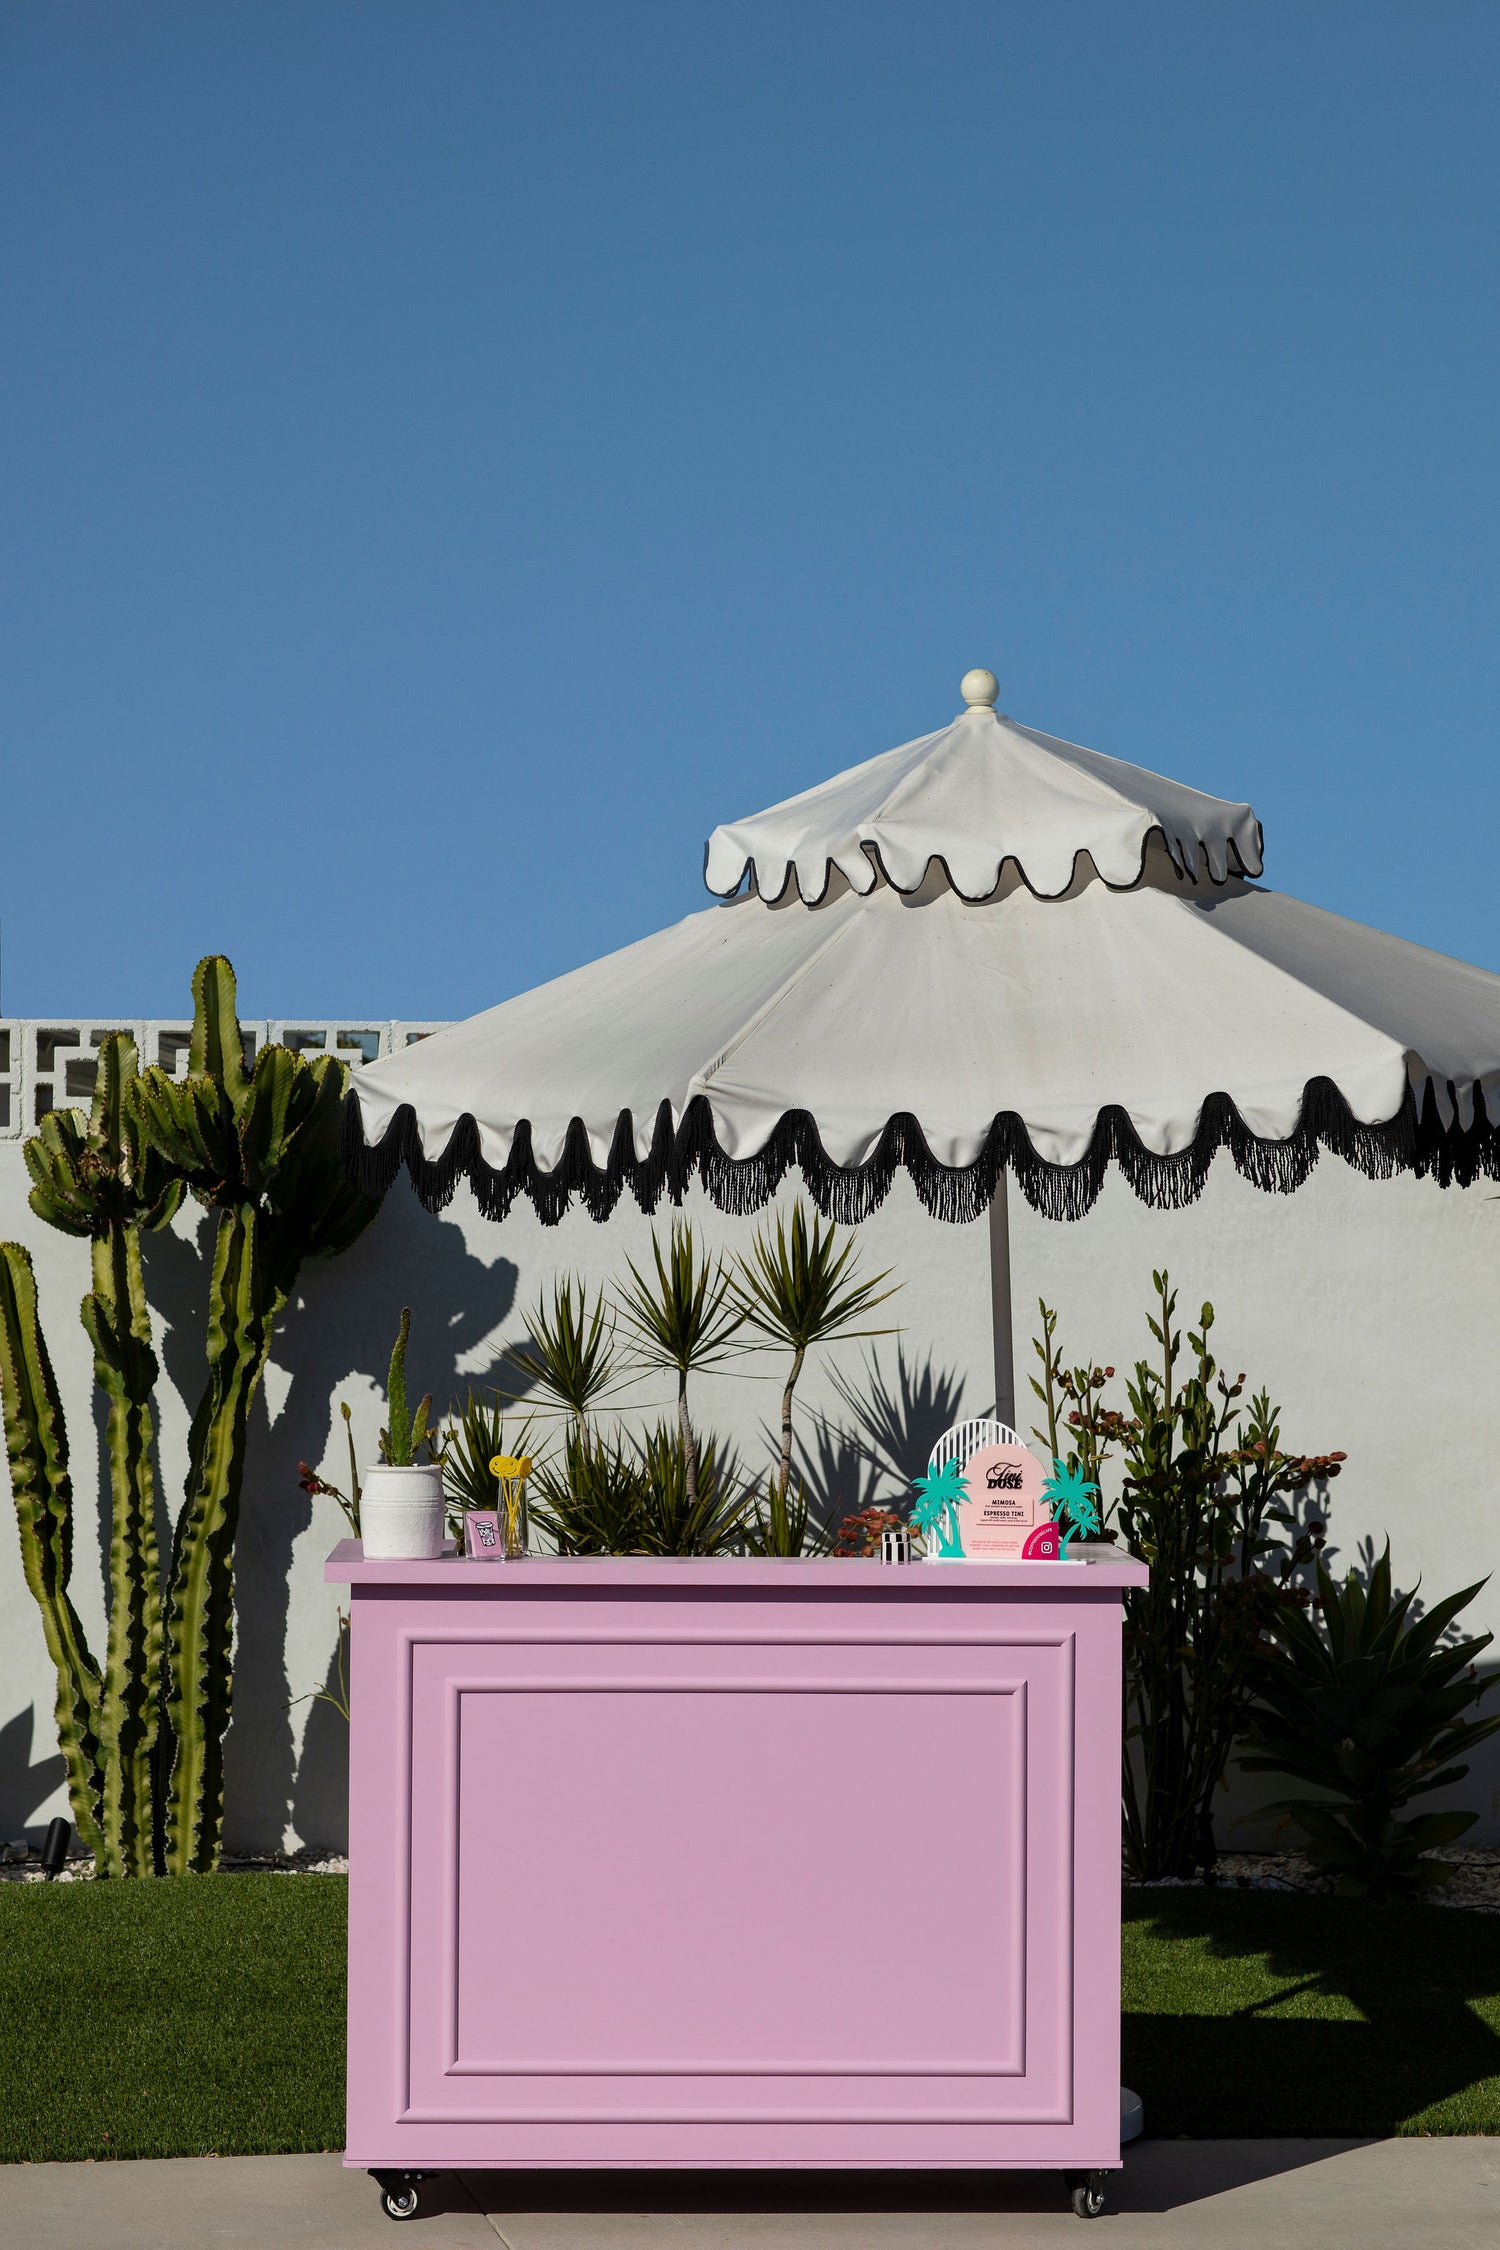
[324,1537,1148,1590]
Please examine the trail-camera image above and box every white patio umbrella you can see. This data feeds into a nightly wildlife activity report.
[345,670,1500,1422]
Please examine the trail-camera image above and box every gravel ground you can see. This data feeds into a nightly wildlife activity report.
[0,1847,348,1883]
[11,1854,1500,1908]
[1130,1848,1500,1911]
[7,1843,1500,1907]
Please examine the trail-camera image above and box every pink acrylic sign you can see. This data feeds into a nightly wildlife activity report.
[464,1511,502,1559]
[956,1443,1053,1561]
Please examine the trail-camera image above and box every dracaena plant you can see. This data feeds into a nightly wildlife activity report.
[441,1391,537,1550]
[742,1473,830,1558]
[613,1223,743,1515]
[508,1279,617,1429]
[441,1391,529,1509]
[530,1424,649,1555]
[732,1201,898,1536]
[633,1423,746,1556]
[1239,1547,1500,1898]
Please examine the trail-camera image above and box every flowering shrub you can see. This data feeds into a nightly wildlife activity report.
[832,1506,907,1558]
[1033,1273,1345,1882]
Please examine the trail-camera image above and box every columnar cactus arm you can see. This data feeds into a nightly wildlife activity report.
[161,1207,280,1874]
[0,1243,106,1862]
[189,953,250,1097]
[83,1225,163,1879]
[385,1307,413,1465]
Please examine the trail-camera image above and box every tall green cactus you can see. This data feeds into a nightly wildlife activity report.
[3,1032,184,1876]
[84,1222,165,1877]
[133,957,381,1873]
[0,1244,106,1865]
[1,964,381,1877]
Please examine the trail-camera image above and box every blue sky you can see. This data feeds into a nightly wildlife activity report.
[3,1,1497,1019]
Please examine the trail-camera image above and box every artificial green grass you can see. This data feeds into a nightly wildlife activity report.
[1123,1889,1500,2137]
[0,1874,346,2162]
[3,1877,1500,2162]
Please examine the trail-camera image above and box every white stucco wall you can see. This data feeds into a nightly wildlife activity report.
[2,1122,1497,1854]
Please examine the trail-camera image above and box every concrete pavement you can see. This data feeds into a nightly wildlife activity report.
[1,2139,1497,2248]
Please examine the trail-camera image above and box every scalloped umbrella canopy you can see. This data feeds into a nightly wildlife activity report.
[347,671,1500,1235]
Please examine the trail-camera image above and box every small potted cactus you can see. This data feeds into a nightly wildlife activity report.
[360,1308,447,1559]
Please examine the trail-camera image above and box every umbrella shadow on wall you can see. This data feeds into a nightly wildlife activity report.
[797,1347,968,1530]
[142,1191,518,1855]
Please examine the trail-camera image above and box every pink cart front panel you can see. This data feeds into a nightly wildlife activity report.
[332,1552,1144,2171]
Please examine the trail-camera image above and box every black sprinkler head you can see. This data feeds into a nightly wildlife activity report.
[39,1818,71,1881]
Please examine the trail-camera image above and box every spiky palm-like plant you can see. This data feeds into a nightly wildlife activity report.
[509,1278,617,1429]
[614,1223,743,1513]
[634,1424,746,1555]
[733,1201,898,1508]
[530,1425,649,1555]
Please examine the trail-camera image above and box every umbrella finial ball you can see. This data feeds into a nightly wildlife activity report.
[960,668,999,712]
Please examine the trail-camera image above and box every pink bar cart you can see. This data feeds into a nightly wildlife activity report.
[327,1544,1147,2222]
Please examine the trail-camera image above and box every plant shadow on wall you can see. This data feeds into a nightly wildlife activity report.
[796,1347,968,1535]
[142,1194,518,1857]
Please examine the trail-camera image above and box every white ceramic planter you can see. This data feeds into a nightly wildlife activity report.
[360,1464,447,1560]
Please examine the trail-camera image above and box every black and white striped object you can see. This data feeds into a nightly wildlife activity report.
[880,1527,912,1564]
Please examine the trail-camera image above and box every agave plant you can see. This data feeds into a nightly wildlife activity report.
[1239,1546,1500,1898]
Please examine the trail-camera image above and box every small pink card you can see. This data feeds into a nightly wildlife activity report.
[464,1511,501,1559]
[955,1442,1049,1560]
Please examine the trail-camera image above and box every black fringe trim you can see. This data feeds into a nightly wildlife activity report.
[342,1076,1500,1228]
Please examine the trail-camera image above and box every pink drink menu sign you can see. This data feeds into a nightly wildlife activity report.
[954,1442,1049,1560]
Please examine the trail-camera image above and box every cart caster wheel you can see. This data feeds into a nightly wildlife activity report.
[1065,2169,1108,2219]
[371,2170,434,2222]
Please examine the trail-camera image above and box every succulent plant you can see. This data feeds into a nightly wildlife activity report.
[0,959,382,1876]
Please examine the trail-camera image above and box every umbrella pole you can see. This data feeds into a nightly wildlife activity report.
[988,1174,1017,1432]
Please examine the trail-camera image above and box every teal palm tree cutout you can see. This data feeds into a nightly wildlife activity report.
[1041,1459,1101,1557]
[911,1458,968,1560]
